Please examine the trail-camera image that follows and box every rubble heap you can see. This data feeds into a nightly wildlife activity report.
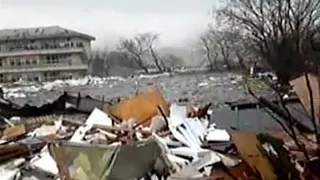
[0,85,318,180]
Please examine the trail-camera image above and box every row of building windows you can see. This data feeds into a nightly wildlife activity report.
[46,54,72,65]
[9,59,37,67]
[4,40,84,52]
[0,54,73,67]
[0,59,38,67]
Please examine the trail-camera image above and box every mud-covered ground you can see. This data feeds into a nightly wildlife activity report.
[3,72,272,108]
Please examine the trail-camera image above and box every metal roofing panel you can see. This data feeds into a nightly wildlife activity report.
[0,26,95,41]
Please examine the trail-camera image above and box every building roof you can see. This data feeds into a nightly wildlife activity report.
[226,94,300,110]
[0,26,96,42]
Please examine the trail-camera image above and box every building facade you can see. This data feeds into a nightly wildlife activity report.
[0,26,95,82]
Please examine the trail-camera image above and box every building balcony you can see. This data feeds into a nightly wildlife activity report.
[0,63,88,74]
[0,47,85,57]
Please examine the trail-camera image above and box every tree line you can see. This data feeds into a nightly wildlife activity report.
[89,0,320,82]
[203,0,320,84]
[89,33,183,76]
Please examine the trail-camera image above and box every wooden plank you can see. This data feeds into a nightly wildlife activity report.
[231,131,277,180]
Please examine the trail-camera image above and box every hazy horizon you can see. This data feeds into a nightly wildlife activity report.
[0,0,219,49]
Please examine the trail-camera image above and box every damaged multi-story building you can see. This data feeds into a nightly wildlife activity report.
[0,26,95,82]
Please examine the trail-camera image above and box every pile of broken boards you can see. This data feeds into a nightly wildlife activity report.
[0,86,316,180]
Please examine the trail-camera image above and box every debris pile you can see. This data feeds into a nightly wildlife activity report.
[0,85,318,180]
[3,76,126,99]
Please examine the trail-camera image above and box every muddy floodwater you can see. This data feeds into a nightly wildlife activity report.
[3,72,272,108]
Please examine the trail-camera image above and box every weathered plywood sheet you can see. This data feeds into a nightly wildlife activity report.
[109,86,169,126]
[290,74,320,123]
[231,131,276,180]
[3,125,26,139]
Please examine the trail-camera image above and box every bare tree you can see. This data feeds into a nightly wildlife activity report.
[140,33,165,72]
[215,0,320,174]
[216,0,320,84]
[199,26,245,71]
[213,30,235,70]
[160,54,183,72]
[199,30,220,71]
[118,35,150,73]
[89,50,108,76]
[118,33,168,73]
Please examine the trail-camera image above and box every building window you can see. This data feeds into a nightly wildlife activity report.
[0,59,2,67]
[76,42,84,47]
[26,59,30,65]
[32,60,37,65]
[10,60,14,66]
[70,42,74,47]
[17,59,21,66]
[0,74,4,82]
[46,56,51,64]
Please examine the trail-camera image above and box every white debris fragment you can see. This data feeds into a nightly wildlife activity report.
[9,116,21,123]
[30,147,59,175]
[283,94,289,100]
[216,152,241,167]
[191,149,221,170]
[166,154,189,166]
[168,164,205,180]
[149,116,167,132]
[171,147,199,159]
[86,108,112,126]
[137,73,170,79]
[0,158,25,180]
[70,108,113,142]
[231,80,237,85]
[162,136,183,147]
[28,125,57,137]
[0,168,21,180]
[6,92,26,99]
[209,77,217,81]
[197,82,208,87]
[3,75,126,98]
[205,129,230,142]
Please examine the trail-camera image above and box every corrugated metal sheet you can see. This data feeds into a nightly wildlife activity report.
[0,26,95,41]
[0,115,56,132]
[211,107,281,133]
[213,100,315,133]
[284,102,314,130]
[65,94,109,113]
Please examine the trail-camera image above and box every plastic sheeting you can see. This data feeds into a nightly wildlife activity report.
[49,138,162,180]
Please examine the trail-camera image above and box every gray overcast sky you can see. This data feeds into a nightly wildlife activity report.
[0,0,217,49]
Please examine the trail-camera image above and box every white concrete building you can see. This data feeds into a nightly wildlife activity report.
[0,26,95,82]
